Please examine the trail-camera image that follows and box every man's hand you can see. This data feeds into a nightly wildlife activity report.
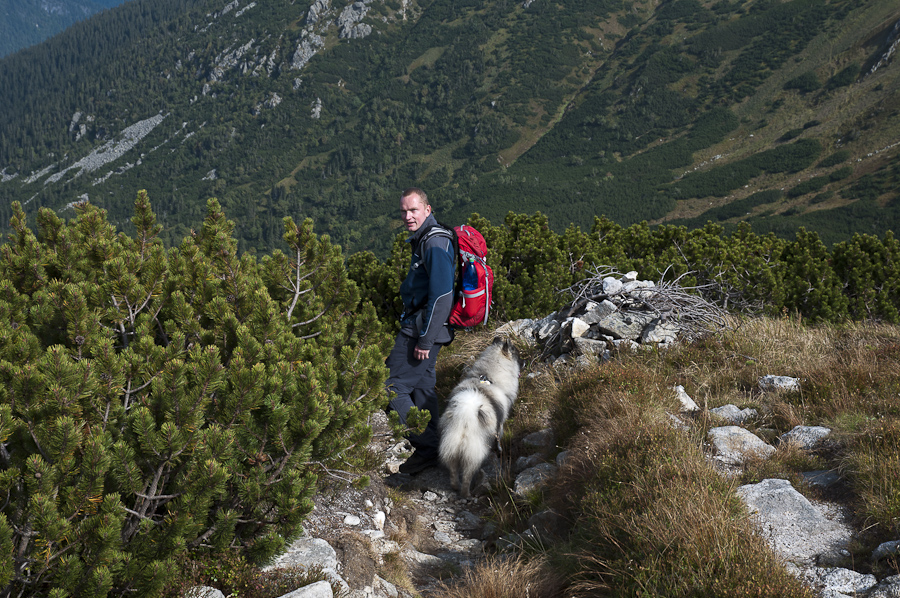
[414,345,430,361]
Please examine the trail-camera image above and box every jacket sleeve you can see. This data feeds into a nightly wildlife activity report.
[416,234,455,351]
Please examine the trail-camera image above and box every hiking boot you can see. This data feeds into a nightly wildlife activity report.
[398,452,439,475]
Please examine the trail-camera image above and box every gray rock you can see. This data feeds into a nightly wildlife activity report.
[622,279,655,297]
[564,317,590,339]
[556,450,570,467]
[185,587,225,598]
[401,547,444,566]
[278,581,333,598]
[528,509,566,540]
[343,514,361,526]
[802,567,876,596]
[477,452,502,493]
[595,312,652,340]
[580,299,618,325]
[496,318,536,341]
[433,531,452,544]
[640,318,679,344]
[708,426,774,465]
[373,575,398,598]
[710,404,758,424]
[514,463,558,497]
[266,537,338,572]
[737,479,852,566]
[455,510,481,530]
[611,338,640,352]
[523,428,554,449]
[515,454,543,473]
[868,575,900,598]
[621,271,639,282]
[573,337,608,357]
[534,315,560,342]
[673,385,699,412]
[758,375,800,393]
[873,540,900,561]
[306,0,329,23]
[779,425,831,449]
[801,470,842,489]
[602,277,623,295]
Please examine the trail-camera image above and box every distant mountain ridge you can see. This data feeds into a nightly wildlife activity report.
[0,0,128,58]
[0,0,898,257]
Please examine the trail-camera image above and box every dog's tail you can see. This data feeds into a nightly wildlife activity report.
[439,388,497,488]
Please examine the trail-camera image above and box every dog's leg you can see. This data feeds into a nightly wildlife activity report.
[447,458,460,492]
[460,458,482,499]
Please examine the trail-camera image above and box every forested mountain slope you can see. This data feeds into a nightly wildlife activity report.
[0,0,898,256]
[0,0,127,58]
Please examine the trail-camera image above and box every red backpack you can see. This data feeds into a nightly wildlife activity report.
[422,223,494,328]
[450,225,493,328]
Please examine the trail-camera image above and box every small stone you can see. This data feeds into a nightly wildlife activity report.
[708,426,774,465]
[621,271,639,282]
[455,510,481,530]
[673,385,699,412]
[434,531,453,544]
[710,404,758,424]
[343,515,361,526]
[758,375,800,393]
[372,510,385,531]
[523,428,554,449]
[278,580,333,598]
[602,277,623,294]
[374,575,399,598]
[455,538,482,550]
[801,470,841,489]
[868,575,900,598]
[515,454,543,473]
[423,491,438,501]
[364,499,374,508]
[779,425,831,449]
[514,463,558,497]
[873,540,900,561]
[556,450,570,467]
[185,587,225,598]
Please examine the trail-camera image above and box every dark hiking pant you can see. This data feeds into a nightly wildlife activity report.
[385,333,441,459]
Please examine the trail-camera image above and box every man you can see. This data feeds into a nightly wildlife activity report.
[385,187,456,475]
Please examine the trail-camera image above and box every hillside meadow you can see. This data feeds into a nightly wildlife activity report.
[430,317,900,597]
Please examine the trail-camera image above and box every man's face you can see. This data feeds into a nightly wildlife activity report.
[400,193,431,232]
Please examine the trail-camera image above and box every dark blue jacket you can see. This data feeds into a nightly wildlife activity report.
[400,213,455,350]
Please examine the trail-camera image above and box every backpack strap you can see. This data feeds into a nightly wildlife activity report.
[421,221,462,299]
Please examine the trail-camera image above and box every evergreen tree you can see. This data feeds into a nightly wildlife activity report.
[0,192,390,597]
[780,228,848,322]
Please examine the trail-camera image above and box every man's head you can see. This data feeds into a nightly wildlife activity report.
[400,188,432,232]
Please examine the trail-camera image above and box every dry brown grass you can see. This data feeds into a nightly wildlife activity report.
[544,383,815,597]
[431,555,565,598]
[434,316,900,596]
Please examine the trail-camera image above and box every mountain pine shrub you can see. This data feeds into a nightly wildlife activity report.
[0,192,390,597]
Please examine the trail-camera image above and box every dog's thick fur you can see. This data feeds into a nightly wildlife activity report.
[439,337,523,497]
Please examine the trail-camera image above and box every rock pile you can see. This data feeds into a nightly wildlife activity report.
[498,270,728,364]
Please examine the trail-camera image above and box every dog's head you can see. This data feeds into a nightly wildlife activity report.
[491,336,525,372]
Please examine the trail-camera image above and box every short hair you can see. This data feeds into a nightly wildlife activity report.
[401,187,428,206]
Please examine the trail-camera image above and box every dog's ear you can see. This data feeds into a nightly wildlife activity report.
[491,336,504,346]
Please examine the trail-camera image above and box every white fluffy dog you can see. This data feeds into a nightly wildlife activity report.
[439,337,523,497]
